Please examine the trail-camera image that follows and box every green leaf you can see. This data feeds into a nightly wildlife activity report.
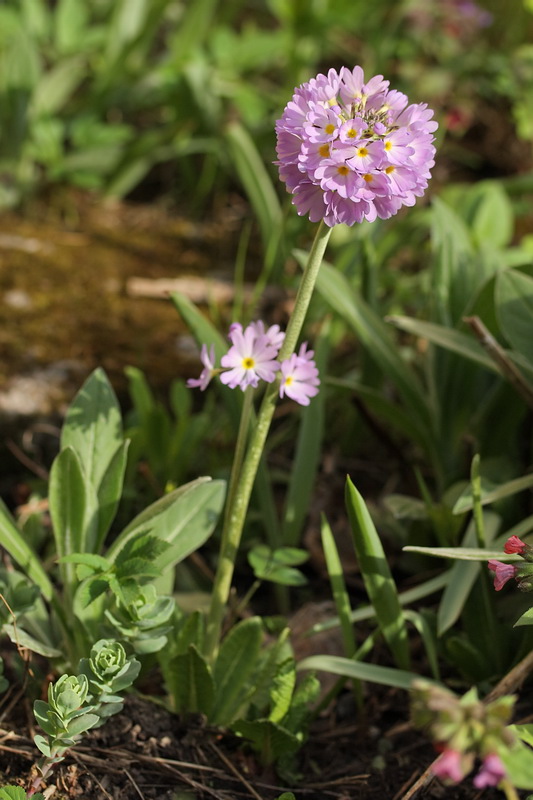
[453,472,533,514]
[54,0,89,54]
[30,56,86,118]
[282,320,329,546]
[430,197,476,326]
[166,644,214,716]
[61,368,123,494]
[211,617,263,725]
[515,607,533,627]
[469,181,514,250]
[496,269,533,365]
[0,499,52,599]
[248,545,308,586]
[49,446,98,568]
[0,786,44,800]
[297,655,428,690]
[314,259,434,452]
[436,512,500,635]
[345,478,410,669]
[225,121,282,255]
[2,624,62,658]
[403,546,515,561]
[513,724,533,748]
[269,658,296,724]
[66,712,100,737]
[321,516,356,659]
[388,316,497,373]
[95,440,129,549]
[107,477,225,569]
[499,742,533,789]
[231,718,299,762]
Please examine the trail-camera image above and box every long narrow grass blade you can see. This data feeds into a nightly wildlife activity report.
[297,655,430,690]
[320,516,356,659]
[345,477,410,669]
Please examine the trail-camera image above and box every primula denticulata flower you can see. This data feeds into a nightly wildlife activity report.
[275,65,437,226]
[220,324,280,390]
[279,343,320,406]
[187,343,217,391]
[188,322,320,406]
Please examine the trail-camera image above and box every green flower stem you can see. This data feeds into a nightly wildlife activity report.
[222,386,254,534]
[204,220,332,661]
[501,779,520,800]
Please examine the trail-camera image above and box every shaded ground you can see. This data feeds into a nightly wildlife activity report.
[0,691,523,800]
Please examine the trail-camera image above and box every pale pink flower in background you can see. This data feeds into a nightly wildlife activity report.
[187,344,217,391]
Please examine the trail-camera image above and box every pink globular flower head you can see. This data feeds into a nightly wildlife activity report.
[473,754,506,789]
[279,342,320,406]
[187,344,217,391]
[487,560,517,591]
[220,323,279,391]
[275,66,437,226]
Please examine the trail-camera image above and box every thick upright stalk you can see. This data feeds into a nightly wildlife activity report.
[204,220,332,660]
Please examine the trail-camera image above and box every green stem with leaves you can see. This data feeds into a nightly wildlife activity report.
[204,220,332,661]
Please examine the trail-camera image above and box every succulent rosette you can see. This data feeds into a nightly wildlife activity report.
[275,66,437,226]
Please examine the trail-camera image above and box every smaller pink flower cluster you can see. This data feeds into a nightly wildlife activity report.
[433,748,505,789]
[187,321,320,406]
[488,535,533,592]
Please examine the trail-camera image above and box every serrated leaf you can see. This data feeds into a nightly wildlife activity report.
[231,718,299,762]
[268,658,295,724]
[211,617,262,725]
[166,644,214,716]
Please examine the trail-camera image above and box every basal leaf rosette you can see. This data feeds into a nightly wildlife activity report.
[275,66,437,226]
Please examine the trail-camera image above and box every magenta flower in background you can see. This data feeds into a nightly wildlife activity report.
[473,754,506,789]
[432,748,465,783]
[487,560,517,591]
[220,324,279,390]
[279,342,320,406]
[187,344,217,391]
[275,66,437,226]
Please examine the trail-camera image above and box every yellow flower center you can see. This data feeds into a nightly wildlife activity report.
[385,165,395,174]
[337,165,350,176]
[363,173,373,183]
[357,146,369,157]
[384,141,392,151]
[242,357,255,369]
[284,376,293,386]
[346,128,357,138]
[325,123,335,134]
[318,144,330,157]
